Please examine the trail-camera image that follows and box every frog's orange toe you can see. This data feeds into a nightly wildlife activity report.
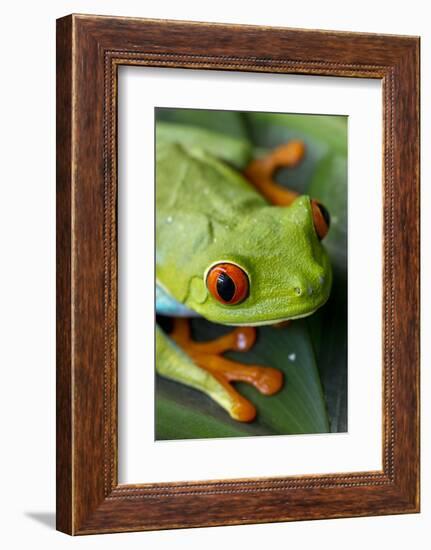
[231,398,257,423]
[231,326,256,352]
[253,367,284,395]
[243,140,306,206]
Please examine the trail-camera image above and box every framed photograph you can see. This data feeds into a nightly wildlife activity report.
[56,14,420,534]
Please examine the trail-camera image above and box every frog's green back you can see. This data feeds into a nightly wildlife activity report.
[156,139,266,303]
[156,141,265,220]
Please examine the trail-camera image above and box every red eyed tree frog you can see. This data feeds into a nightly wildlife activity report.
[156,122,332,422]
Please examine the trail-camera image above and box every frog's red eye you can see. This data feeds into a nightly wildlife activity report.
[311,199,331,240]
[206,263,249,305]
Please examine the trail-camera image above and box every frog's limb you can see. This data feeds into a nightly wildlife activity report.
[244,141,331,239]
[156,325,249,419]
[157,319,283,422]
[243,141,304,206]
[156,323,256,421]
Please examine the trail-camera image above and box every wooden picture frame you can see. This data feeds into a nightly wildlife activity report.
[56,14,420,534]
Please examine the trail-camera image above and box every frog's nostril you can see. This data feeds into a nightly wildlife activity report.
[294,287,302,296]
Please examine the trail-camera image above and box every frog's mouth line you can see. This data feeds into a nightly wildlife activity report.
[224,306,322,327]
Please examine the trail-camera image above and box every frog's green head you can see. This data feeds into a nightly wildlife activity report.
[185,195,332,326]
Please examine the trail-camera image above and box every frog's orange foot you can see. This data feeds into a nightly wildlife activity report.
[244,140,305,206]
[170,319,283,422]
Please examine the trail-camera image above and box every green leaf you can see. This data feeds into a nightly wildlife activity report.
[155,108,249,139]
[231,321,329,434]
[243,112,347,155]
[156,378,270,440]
[156,122,252,169]
[309,152,347,271]
[314,266,347,432]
